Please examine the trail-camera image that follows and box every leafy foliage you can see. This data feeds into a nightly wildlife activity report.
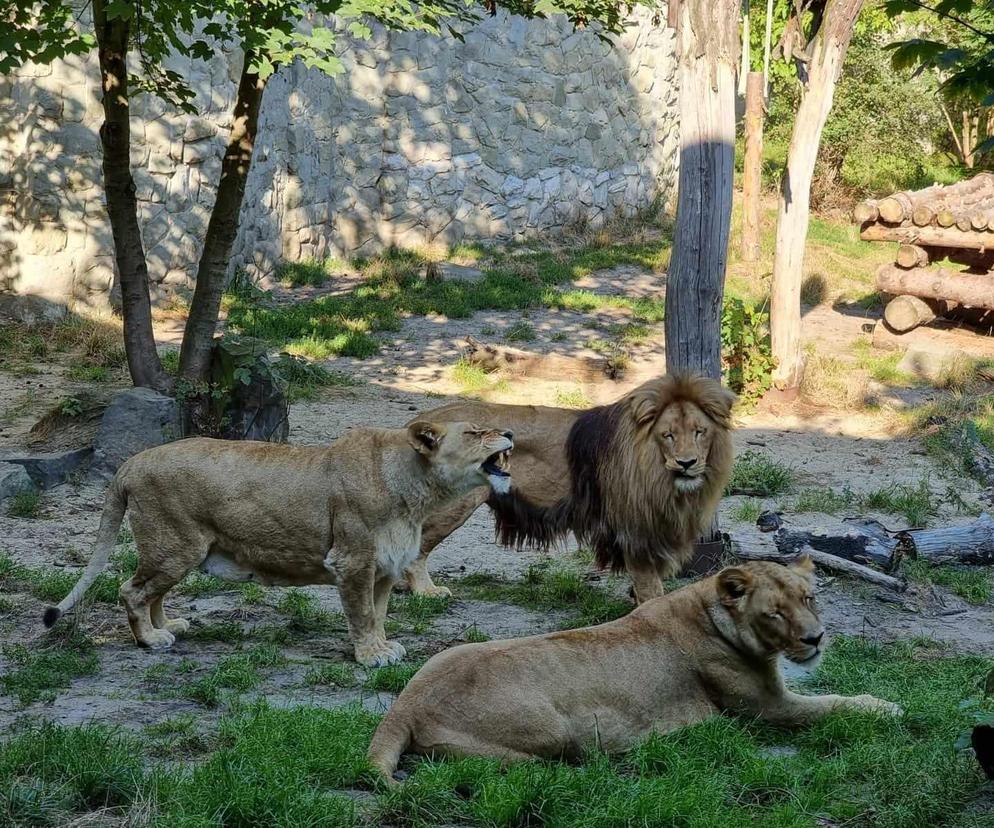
[721,297,775,402]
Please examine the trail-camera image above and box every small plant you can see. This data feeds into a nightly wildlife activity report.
[278,259,334,288]
[727,451,793,497]
[7,490,41,519]
[303,663,359,688]
[730,499,764,523]
[862,479,937,528]
[272,353,358,402]
[388,592,451,634]
[905,560,992,605]
[58,397,83,417]
[67,365,110,382]
[554,388,592,409]
[505,321,537,342]
[364,663,422,693]
[240,582,266,605]
[177,571,226,597]
[160,349,181,375]
[463,625,490,643]
[721,297,775,403]
[277,588,319,623]
[1,634,98,706]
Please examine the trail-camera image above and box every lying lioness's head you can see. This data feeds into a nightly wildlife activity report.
[716,557,825,664]
[408,420,513,493]
[628,374,737,494]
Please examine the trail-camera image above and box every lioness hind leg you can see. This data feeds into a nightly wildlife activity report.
[121,573,183,649]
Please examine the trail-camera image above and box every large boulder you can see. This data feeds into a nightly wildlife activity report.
[0,462,37,503]
[0,448,92,488]
[91,388,183,478]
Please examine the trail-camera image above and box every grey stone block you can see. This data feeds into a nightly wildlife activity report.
[0,463,36,502]
[0,449,92,489]
[92,388,183,478]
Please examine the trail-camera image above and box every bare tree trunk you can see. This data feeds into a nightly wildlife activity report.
[92,0,169,391]
[741,71,765,262]
[770,0,863,389]
[964,110,976,169]
[179,52,266,382]
[664,0,738,380]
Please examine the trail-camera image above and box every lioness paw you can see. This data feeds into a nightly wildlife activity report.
[165,618,190,635]
[356,639,406,667]
[139,629,176,650]
[855,695,903,716]
[415,584,452,599]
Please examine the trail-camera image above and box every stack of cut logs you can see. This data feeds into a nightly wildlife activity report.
[854,173,994,333]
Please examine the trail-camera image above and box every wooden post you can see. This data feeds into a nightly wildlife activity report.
[741,71,765,262]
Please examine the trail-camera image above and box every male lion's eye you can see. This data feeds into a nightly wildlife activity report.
[694,429,705,437]
[663,433,674,441]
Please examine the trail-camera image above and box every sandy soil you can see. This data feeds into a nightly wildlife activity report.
[1,262,993,734]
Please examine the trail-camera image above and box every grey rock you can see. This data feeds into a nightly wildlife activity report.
[0,463,36,502]
[92,388,182,478]
[0,449,92,489]
[438,262,485,283]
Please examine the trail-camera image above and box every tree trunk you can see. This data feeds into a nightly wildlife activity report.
[92,0,169,392]
[770,0,864,389]
[665,0,738,559]
[179,50,266,382]
[741,71,765,262]
[664,0,738,380]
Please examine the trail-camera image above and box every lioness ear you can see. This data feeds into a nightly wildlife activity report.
[465,336,480,354]
[792,554,815,576]
[629,386,658,427]
[408,421,444,455]
[717,566,754,606]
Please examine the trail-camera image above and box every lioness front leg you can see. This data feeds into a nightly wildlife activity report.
[761,690,903,725]
[374,573,406,661]
[338,553,404,668]
[623,551,664,604]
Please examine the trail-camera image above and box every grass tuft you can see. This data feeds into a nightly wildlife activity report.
[727,451,794,497]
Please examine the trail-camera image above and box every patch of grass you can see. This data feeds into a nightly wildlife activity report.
[913,392,994,484]
[460,563,631,630]
[851,339,915,385]
[176,570,226,597]
[727,450,794,497]
[730,499,764,523]
[906,560,993,605]
[239,581,266,605]
[801,350,870,409]
[0,548,136,605]
[389,592,451,634]
[463,625,490,643]
[0,634,98,706]
[793,485,859,515]
[792,479,938,527]
[66,364,109,383]
[504,321,536,342]
[273,352,359,402]
[160,348,180,375]
[303,662,359,688]
[364,662,423,693]
[276,588,319,622]
[183,644,286,707]
[6,490,41,518]
[554,387,592,409]
[278,259,339,288]
[452,357,508,397]
[187,620,245,644]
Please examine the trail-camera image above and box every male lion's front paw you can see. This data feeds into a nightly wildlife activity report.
[138,629,176,650]
[355,639,406,667]
[854,694,903,716]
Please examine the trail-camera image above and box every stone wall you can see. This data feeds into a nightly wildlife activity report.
[0,8,677,314]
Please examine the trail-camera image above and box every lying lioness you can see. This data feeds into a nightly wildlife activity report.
[44,422,513,666]
[369,558,900,777]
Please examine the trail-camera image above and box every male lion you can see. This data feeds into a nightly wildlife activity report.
[404,373,735,603]
[43,422,513,666]
[369,557,901,779]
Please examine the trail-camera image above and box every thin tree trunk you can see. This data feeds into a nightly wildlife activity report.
[664,0,738,380]
[741,71,765,262]
[770,0,863,389]
[92,0,169,391]
[179,51,266,382]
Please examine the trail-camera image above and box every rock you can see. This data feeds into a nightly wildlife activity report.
[0,463,36,502]
[437,263,485,283]
[0,448,93,488]
[896,346,963,383]
[92,388,183,478]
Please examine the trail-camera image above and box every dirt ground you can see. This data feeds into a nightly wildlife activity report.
[2,260,994,738]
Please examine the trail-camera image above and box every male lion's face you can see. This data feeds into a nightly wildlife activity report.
[652,400,719,493]
[408,420,514,493]
[717,557,826,664]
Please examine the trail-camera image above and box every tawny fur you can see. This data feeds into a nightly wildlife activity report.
[464,336,622,381]
[43,422,512,667]
[404,374,736,602]
[368,558,902,781]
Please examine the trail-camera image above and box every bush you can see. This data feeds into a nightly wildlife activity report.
[721,298,775,403]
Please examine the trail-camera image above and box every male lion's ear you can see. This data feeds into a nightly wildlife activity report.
[696,381,738,427]
[629,386,658,427]
[791,554,815,576]
[408,421,444,455]
[717,566,754,606]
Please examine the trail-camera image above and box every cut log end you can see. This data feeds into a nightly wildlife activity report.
[911,206,934,227]
[883,294,940,333]
[853,202,879,224]
[878,196,907,224]
[895,244,929,269]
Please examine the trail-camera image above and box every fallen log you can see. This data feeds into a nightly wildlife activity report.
[912,204,934,227]
[860,223,994,251]
[878,184,950,224]
[774,520,897,569]
[853,200,879,224]
[951,425,994,490]
[896,244,930,268]
[733,538,906,590]
[876,264,994,311]
[896,513,994,564]
[883,294,945,333]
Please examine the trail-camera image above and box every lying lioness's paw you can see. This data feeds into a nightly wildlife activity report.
[356,639,406,667]
[855,694,903,716]
[139,629,176,650]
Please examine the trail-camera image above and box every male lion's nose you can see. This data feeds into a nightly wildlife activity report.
[676,458,697,471]
[801,630,825,648]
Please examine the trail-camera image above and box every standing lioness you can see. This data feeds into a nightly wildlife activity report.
[44,421,513,666]
[369,558,901,778]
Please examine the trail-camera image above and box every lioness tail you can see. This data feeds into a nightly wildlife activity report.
[43,478,127,628]
[367,712,412,784]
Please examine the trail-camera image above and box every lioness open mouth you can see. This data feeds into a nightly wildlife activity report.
[482,449,512,494]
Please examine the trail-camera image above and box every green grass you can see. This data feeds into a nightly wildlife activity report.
[240,581,266,605]
[278,258,346,288]
[459,563,631,630]
[272,352,360,402]
[553,387,592,409]
[730,499,764,523]
[504,321,536,342]
[0,633,99,706]
[792,479,938,527]
[388,592,452,635]
[906,560,993,605]
[303,662,359,688]
[364,662,424,693]
[176,570,226,597]
[6,490,41,518]
[1,639,991,826]
[66,364,110,382]
[0,548,137,606]
[182,644,286,707]
[913,392,994,485]
[727,450,794,497]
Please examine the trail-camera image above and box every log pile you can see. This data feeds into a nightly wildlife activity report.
[854,174,994,333]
